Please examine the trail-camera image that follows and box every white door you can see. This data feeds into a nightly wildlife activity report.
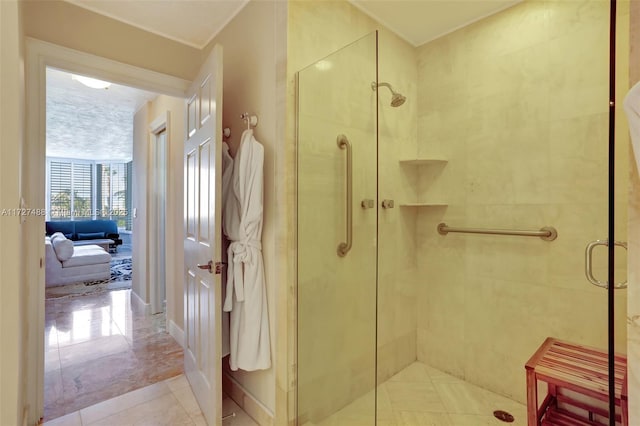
[184,44,223,426]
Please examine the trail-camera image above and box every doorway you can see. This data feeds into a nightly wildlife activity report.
[26,39,191,424]
[150,124,168,315]
[42,66,184,421]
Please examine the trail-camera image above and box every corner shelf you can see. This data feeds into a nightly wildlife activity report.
[399,203,448,208]
[398,157,448,208]
[399,158,448,166]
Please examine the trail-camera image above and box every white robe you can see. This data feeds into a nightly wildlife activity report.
[221,129,271,371]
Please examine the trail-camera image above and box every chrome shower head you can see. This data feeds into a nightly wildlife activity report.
[372,81,406,107]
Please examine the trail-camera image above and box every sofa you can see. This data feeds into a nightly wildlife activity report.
[45,233,112,287]
[45,220,123,252]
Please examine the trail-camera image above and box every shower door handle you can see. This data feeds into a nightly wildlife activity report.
[585,239,627,289]
[337,134,352,257]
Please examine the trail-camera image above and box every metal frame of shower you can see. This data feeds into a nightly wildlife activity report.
[607,0,618,424]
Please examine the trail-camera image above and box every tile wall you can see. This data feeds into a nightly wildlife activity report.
[415,0,630,403]
[626,0,640,422]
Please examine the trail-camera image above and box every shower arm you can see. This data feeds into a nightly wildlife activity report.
[374,82,395,94]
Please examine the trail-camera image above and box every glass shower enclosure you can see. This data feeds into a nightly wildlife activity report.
[297,32,378,425]
[296,1,629,423]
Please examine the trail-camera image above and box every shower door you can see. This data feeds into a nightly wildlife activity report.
[297,32,378,425]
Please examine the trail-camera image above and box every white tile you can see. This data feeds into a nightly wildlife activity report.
[433,381,488,415]
[222,396,242,418]
[85,393,191,426]
[172,383,202,416]
[424,365,464,384]
[43,411,82,426]
[166,374,191,393]
[306,361,528,425]
[386,381,446,413]
[388,362,431,383]
[80,381,171,425]
[190,413,208,426]
[394,411,452,426]
[222,409,259,426]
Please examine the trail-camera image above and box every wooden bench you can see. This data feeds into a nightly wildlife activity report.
[525,338,628,426]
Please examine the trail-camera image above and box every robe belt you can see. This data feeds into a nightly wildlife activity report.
[223,238,262,312]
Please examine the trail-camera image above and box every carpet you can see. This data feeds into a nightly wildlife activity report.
[45,257,133,299]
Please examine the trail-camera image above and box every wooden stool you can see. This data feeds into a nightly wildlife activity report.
[525,338,628,426]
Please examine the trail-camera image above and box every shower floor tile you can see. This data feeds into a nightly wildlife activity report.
[306,361,527,426]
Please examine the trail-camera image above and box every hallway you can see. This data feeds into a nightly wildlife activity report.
[44,289,183,421]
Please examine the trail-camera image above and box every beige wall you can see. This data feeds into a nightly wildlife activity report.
[148,96,186,330]
[22,0,200,81]
[0,0,26,425]
[204,0,285,416]
[288,1,418,422]
[376,29,419,385]
[415,0,630,404]
[132,94,185,334]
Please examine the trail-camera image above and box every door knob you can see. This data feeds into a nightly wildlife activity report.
[381,199,394,209]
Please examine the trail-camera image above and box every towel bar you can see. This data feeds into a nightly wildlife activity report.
[437,223,557,241]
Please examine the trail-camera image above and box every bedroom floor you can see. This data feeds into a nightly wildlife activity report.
[44,289,183,421]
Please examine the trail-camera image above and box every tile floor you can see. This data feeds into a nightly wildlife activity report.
[43,375,258,426]
[45,289,183,421]
[305,362,527,426]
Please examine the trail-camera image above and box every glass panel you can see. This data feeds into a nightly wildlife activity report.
[297,32,378,425]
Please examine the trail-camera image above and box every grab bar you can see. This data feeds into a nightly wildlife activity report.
[437,223,558,241]
[337,134,352,257]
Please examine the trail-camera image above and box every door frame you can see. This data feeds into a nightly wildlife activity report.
[149,113,170,315]
[24,38,189,425]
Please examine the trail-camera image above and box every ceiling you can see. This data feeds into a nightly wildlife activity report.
[351,0,522,46]
[65,0,250,49]
[64,0,521,49]
[46,68,158,162]
[47,1,524,162]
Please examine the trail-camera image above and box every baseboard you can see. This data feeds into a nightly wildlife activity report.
[223,373,274,426]
[130,289,150,316]
[168,319,184,348]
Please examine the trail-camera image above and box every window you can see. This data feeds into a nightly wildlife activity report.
[97,162,131,228]
[48,160,94,220]
[73,163,93,220]
[46,158,132,229]
[49,161,73,220]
